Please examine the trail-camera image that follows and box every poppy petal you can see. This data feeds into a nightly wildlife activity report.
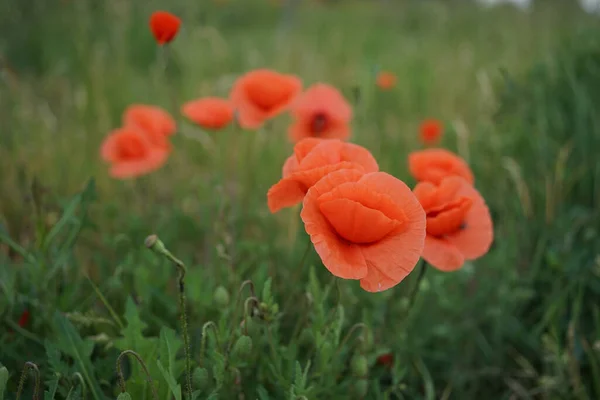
[445,182,494,260]
[268,162,365,213]
[421,235,465,271]
[301,169,368,279]
[357,173,426,292]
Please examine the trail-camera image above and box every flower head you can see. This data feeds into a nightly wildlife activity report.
[230,69,302,129]
[288,83,352,142]
[149,11,181,45]
[181,97,234,130]
[267,138,378,213]
[408,148,474,185]
[301,169,426,292]
[419,119,443,146]
[414,176,493,271]
[123,104,176,147]
[101,127,170,179]
[376,71,397,90]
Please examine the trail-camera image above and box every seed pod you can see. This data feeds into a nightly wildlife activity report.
[232,335,253,360]
[353,379,369,398]
[193,367,210,390]
[351,354,368,377]
[117,393,132,400]
[213,286,230,308]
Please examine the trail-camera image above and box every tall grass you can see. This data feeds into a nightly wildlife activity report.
[1,0,599,399]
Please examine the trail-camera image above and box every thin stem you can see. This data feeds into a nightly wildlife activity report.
[116,350,159,400]
[228,280,256,346]
[407,260,428,312]
[283,239,313,311]
[145,235,192,400]
[242,297,260,335]
[333,323,369,359]
[16,361,40,400]
[200,321,221,366]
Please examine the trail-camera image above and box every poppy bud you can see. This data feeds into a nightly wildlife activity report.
[213,286,230,308]
[231,335,253,360]
[117,392,132,400]
[259,302,269,313]
[193,367,210,390]
[351,354,368,377]
[353,379,368,398]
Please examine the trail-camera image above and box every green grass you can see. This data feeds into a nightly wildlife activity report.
[1,0,600,399]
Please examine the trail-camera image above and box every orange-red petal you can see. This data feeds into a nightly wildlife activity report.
[356,173,426,292]
[181,97,234,130]
[301,169,369,279]
[408,148,474,185]
[421,235,465,272]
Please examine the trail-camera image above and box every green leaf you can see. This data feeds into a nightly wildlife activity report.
[156,360,182,400]
[262,278,273,304]
[158,327,183,381]
[51,312,104,400]
[45,340,70,376]
[44,374,60,400]
[257,385,270,400]
[0,366,8,400]
[158,327,183,400]
[114,297,160,399]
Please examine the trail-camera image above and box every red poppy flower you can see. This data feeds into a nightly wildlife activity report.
[376,71,397,90]
[18,309,30,327]
[149,11,181,45]
[100,127,170,179]
[419,119,443,146]
[230,69,302,129]
[181,97,234,130]
[413,176,493,271]
[288,83,352,142]
[408,148,474,185]
[376,353,394,368]
[301,169,426,292]
[123,104,176,147]
[267,138,378,213]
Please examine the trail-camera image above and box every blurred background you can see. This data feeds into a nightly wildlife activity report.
[1,0,600,399]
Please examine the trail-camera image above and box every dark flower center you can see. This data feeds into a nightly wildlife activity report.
[311,113,329,135]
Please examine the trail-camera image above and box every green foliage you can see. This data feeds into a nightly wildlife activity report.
[1,1,599,399]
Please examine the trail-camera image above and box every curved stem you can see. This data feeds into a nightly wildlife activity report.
[242,297,260,335]
[200,321,221,366]
[72,372,86,400]
[333,323,369,359]
[16,361,40,400]
[145,235,192,400]
[116,350,159,400]
[227,281,256,348]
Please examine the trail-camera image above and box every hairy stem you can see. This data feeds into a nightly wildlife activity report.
[116,350,159,400]
[145,235,192,400]
[16,362,40,400]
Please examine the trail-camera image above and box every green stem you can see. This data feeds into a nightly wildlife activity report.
[145,235,192,400]
[16,362,40,400]
[116,350,159,400]
[282,239,312,311]
[200,321,221,367]
[407,260,428,312]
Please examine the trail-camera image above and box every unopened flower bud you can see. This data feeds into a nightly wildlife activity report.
[351,354,368,377]
[232,335,253,360]
[193,367,210,390]
[213,286,230,308]
[117,392,132,400]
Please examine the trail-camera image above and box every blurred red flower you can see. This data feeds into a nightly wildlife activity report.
[181,97,234,130]
[149,11,181,45]
[376,71,397,90]
[288,83,352,143]
[419,119,443,146]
